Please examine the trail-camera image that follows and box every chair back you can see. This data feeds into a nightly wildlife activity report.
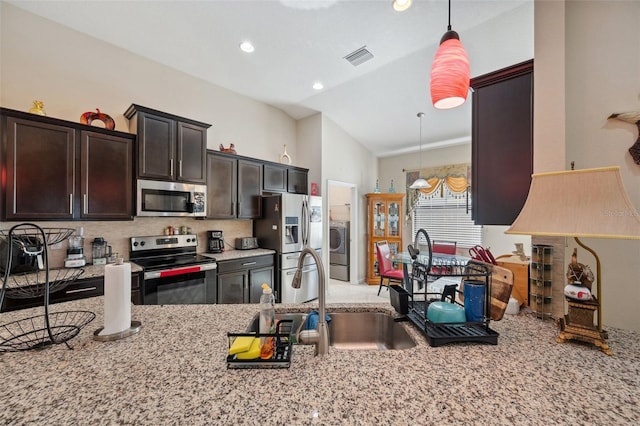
[375,241,393,274]
[432,240,457,255]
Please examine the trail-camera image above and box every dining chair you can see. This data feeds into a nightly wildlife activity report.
[375,240,404,296]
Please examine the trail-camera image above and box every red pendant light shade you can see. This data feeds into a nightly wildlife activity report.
[430,0,470,110]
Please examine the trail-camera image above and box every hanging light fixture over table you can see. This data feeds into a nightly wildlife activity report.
[430,0,470,109]
[410,112,431,189]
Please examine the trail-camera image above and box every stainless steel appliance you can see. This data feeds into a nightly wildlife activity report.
[129,234,217,305]
[0,235,43,274]
[329,221,350,281]
[136,179,206,217]
[254,194,322,303]
[64,229,86,268]
[207,230,225,254]
[235,237,258,250]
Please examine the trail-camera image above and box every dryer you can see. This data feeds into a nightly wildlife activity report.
[329,221,350,281]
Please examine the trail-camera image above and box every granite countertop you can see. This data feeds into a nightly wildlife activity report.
[1,297,639,424]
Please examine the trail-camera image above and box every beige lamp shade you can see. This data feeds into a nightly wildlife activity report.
[506,166,640,239]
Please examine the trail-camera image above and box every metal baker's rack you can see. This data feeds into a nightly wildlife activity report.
[0,223,94,351]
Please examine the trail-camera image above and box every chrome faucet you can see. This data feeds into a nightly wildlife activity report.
[291,247,329,356]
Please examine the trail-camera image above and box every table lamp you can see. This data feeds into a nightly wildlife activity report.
[505,166,640,354]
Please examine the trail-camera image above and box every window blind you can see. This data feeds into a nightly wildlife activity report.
[411,192,482,248]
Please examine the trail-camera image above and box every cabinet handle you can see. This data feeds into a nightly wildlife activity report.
[69,194,73,215]
[242,262,257,267]
[66,287,98,294]
[170,158,174,176]
[179,160,183,177]
[83,194,88,214]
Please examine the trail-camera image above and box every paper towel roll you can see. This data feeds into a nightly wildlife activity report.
[99,260,132,336]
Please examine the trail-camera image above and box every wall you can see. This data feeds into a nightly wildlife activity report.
[535,0,640,331]
[0,3,294,265]
[321,115,377,284]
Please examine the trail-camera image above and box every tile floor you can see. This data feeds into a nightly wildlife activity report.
[324,278,393,304]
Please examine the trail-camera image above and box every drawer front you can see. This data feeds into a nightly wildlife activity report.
[217,255,274,273]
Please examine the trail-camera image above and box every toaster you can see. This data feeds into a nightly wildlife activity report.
[235,237,258,250]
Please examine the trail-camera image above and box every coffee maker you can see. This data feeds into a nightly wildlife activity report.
[65,228,86,268]
[207,230,224,253]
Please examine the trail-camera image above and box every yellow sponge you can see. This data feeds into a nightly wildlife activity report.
[235,338,261,360]
[229,335,255,355]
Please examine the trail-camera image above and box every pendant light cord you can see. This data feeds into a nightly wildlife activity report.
[447,0,452,31]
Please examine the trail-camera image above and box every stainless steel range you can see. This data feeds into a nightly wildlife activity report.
[129,234,217,305]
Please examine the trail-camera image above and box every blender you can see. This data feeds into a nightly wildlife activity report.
[65,228,86,268]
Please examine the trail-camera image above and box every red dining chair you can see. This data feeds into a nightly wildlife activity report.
[375,241,404,296]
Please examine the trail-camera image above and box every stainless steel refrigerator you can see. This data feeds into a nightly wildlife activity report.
[254,193,322,303]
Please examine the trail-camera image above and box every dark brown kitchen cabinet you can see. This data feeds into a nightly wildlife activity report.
[216,254,274,304]
[263,163,288,192]
[470,59,534,226]
[124,104,210,184]
[1,108,135,221]
[80,131,133,220]
[1,271,142,312]
[206,151,262,219]
[287,168,308,194]
[237,159,262,219]
[263,163,309,194]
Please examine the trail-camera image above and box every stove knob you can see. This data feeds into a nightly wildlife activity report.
[140,241,146,247]
[133,242,139,247]
[187,238,192,243]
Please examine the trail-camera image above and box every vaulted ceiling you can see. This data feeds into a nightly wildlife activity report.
[8,0,534,156]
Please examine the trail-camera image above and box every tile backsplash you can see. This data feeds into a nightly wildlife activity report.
[0,218,252,268]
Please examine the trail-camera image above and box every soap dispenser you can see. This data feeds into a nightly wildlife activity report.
[259,283,275,359]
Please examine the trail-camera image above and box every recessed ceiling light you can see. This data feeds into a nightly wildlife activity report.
[239,41,255,53]
[392,0,412,12]
[312,82,324,90]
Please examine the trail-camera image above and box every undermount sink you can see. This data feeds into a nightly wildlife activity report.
[247,311,416,351]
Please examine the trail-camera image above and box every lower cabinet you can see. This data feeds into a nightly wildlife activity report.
[1,271,142,312]
[217,255,274,304]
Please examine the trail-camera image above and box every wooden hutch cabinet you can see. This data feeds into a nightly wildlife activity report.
[365,193,404,285]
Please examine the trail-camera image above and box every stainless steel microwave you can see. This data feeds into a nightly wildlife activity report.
[137,179,207,217]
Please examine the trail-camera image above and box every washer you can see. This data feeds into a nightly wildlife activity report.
[329,221,350,281]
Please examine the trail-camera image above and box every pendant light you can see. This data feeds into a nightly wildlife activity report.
[430,0,470,109]
[410,112,431,189]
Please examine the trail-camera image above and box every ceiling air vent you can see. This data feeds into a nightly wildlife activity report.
[344,46,374,66]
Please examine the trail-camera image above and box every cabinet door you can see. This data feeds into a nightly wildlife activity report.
[287,168,308,194]
[177,122,206,184]
[237,159,262,219]
[217,271,248,304]
[80,131,133,219]
[263,163,287,192]
[5,117,75,220]
[137,112,175,180]
[387,200,401,238]
[471,60,533,225]
[206,152,237,219]
[249,266,274,303]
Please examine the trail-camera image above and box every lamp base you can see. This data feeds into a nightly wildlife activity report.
[556,299,611,355]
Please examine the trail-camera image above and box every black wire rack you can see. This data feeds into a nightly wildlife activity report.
[0,223,95,352]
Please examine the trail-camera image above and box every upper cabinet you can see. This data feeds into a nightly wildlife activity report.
[1,108,134,221]
[124,104,210,184]
[470,60,534,226]
[206,151,262,219]
[263,163,308,194]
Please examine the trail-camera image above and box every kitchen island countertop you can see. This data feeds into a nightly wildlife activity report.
[1,297,639,425]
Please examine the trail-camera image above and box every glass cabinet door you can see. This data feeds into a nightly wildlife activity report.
[387,202,400,237]
[373,201,386,237]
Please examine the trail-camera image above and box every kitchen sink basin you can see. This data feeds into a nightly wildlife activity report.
[247,311,415,351]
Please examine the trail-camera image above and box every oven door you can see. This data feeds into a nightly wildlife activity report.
[143,263,216,305]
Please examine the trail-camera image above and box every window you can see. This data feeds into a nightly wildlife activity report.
[411,188,482,249]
